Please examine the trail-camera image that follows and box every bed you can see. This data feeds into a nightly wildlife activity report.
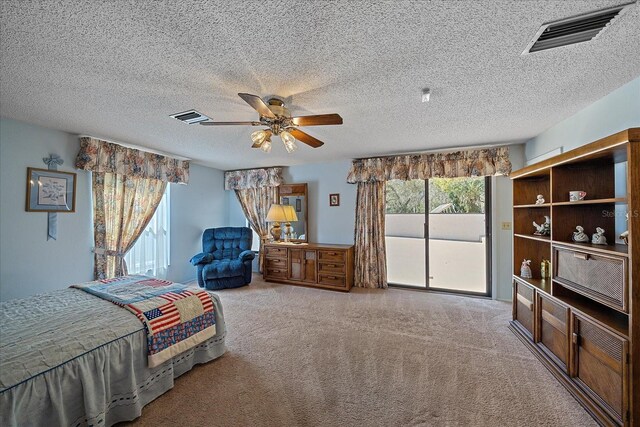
[0,283,226,427]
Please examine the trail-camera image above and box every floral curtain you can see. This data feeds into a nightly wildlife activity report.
[92,172,167,279]
[224,167,283,190]
[76,137,189,184]
[234,187,279,272]
[346,147,511,183]
[347,146,510,289]
[354,181,387,289]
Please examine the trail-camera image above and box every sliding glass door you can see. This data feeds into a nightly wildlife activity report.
[385,177,491,296]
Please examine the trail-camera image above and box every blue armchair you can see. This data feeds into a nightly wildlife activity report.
[190,227,255,290]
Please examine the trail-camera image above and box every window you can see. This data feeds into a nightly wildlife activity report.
[247,220,260,252]
[124,185,170,278]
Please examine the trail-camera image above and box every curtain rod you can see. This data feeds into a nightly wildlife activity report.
[78,135,192,161]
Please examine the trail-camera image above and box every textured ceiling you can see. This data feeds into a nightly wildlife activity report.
[1,0,639,170]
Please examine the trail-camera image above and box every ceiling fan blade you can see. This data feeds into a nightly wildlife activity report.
[288,129,324,148]
[238,93,276,119]
[291,113,343,126]
[199,121,262,126]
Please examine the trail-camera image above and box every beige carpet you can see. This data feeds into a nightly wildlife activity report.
[125,275,596,427]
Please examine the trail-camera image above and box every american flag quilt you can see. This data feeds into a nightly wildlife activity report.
[72,275,216,367]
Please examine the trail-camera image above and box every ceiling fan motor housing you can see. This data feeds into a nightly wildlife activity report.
[265,98,290,118]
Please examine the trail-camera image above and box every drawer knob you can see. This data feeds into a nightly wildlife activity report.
[573,252,589,260]
[572,333,580,344]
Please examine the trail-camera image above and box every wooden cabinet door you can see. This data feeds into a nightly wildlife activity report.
[536,293,569,372]
[571,314,628,424]
[302,250,317,282]
[513,279,535,339]
[289,249,317,282]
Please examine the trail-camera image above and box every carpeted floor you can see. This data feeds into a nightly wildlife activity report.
[126,275,596,427]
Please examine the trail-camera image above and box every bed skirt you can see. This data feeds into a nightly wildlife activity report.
[0,329,225,427]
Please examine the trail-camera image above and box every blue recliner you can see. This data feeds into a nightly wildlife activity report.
[190,227,255,290]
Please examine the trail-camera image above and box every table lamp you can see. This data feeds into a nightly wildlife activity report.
[266,204,298,242]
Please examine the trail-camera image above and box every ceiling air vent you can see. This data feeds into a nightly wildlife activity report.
[522,3,634,55]
[170,110,210,124]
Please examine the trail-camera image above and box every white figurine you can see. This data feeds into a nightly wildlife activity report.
[533,216,551,236]
[535,194,545,205]
[620,213,629,245]
[572,226,589,243]
[592,227,607,245]
[520,259,532,279]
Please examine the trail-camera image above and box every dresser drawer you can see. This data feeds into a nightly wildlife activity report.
[319,274,346,288]
[265,267,287,279]
[318,262,346,275]
[266,257,287,269]
[553,245,627,313]
[318,250,345,263]
[265,246,287,259]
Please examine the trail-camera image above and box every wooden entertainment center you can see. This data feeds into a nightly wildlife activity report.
[263,243,354,291]
[510,128,639,426]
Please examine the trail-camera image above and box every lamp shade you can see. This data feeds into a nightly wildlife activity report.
[266,204,298,222]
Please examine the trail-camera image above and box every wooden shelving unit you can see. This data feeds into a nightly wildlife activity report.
[510,128,639,426]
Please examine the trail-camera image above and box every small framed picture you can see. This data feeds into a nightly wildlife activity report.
[26,167,76,212]
[329,193,340,207]
[296,198,302,212]
[282,197,290,205]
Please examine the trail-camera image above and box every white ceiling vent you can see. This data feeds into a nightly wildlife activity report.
[170,110,210,124]
[522,3,634,55]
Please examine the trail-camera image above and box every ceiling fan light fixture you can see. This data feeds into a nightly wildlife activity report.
[260,138,272,153]
[280,130,297,153]
[251,129,271,146]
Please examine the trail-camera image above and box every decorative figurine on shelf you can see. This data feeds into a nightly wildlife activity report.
[620,213,629,245]
[535,194,545,205]
[533,216,551,236]
[592,227,607,245]
[572,225,589,243]
[520,259,532,279]
[541,259,551,279]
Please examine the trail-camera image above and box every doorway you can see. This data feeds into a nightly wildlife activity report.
[385,177,491,296]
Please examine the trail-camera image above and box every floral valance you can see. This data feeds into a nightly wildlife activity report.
[346,147,511,183]
[224,167,283,190]
[75,137,190,184]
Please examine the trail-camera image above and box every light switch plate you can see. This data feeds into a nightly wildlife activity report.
[501,221,512,230]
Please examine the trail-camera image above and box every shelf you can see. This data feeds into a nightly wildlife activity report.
[514,203,551,208]
[552,198,626,206]
[552,240,629,257]
[552,282,629,338]
[514,234,551,243]
[513,276,552,294]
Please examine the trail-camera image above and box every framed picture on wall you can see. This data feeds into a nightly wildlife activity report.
[296,198,302,212]
[329,193,340,207]
[282,197,290,205]
[26,167,76,212]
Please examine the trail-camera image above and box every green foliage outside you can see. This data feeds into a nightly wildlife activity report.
[386,177,485,214]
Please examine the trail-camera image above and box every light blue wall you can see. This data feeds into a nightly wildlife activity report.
[0,118,226,300]
[167,164,227,284]
[0,118,94,300]
[525,77,640,162]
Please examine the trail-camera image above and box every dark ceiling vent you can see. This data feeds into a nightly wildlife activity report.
[170,110,210,124]
[522,3,634,55]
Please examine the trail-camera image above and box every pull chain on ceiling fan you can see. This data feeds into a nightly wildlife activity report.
[196,93,343,153]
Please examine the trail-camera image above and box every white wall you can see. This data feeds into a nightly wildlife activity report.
[0,118,226,300]
[525,77,640,162]
[0,118,94,301]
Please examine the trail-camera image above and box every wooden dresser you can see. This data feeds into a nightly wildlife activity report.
[263,243,354,292]
[510,128,639,426]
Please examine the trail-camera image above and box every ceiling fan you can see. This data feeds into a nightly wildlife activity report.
[177,93,343,153]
